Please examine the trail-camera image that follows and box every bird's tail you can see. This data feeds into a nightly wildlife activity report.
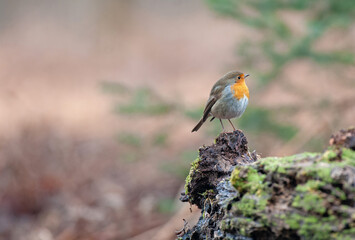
[191,118,205,132]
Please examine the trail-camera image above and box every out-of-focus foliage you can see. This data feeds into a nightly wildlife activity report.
[101,81,128,95]
[118,88,173,115]
[206,0,355,84]
[117,132,142,147]
[159,150,198,180]
[184,106,205,120]
[156,197,176,214]
[238,107,298,140]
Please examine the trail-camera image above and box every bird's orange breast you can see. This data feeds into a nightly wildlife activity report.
[231,80,249,100]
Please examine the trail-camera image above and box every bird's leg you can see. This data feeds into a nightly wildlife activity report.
[219,119,225,132]
[228,119,236,131]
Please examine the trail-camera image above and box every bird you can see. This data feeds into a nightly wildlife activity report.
[192,71,250,132]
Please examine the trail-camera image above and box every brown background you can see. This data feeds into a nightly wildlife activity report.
[0,1,354,239]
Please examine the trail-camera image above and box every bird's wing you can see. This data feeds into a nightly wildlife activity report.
[202,96,217,122]
[201,79,230,121]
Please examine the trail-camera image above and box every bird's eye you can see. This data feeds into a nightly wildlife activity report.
[237,76,241,80]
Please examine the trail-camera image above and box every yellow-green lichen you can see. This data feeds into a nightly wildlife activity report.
[342,148,355,165]
[200,189,215,197]
[295,180,325,192]
[331,187,347,200]
[184,157,201,194]
[230,166,266,194]
[314,147,354,170]
[334,228,355,240]
[285,214,338,240]
[228,148,354,238]
[233,193,269,217]
[299,148,355,186]
[305,164,332,182]
[260,152,319,173]
[292,193,326,214]
[285,213,303,229]
[322,148,338,161]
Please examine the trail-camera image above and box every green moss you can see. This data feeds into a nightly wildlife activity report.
[292,193,326,214]
[305,163,333,183]
[285,214,336,240]
[201,189,215,197]
[277,213,286,220]
[298,219,332,240]
[284,212,347,240]
[331,187,347,200]
[191,157,200,169]
[260,149,355,185]
[240,227,246,236]
[230,168,242,190]
[260,152,319,173]
[230,166,266,194]
[308,148,355,176]
[342,148,355,166]
[298,148,355,185]
[184,174,192,195]
[230,148,353,233]
[322,149,338,161]
[184,158,201,194]
[233,193,269,217]
[335,228,355,240]
[295,180,325,192]
[285,213,303,229]
[277,166,286,173]
[215,141,355,240]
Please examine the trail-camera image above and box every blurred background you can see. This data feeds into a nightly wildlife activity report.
[0,0,354,239]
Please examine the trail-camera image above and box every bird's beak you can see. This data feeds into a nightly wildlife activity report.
[244,74,250,78]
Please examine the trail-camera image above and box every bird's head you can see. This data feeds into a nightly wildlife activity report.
[222,71,250,85]
[235,73,250,83]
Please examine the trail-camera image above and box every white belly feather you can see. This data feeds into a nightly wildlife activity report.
[211,86,249,119]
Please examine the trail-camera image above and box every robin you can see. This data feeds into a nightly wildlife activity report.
[192,71,250,132]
